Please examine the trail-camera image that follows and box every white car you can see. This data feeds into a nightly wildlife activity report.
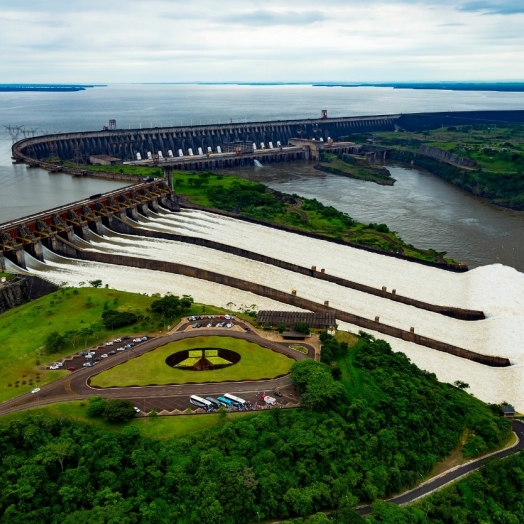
[56,362,63,367]
[116,347,126,351]
[31,388,41,394]
[133,338,141,343]
[224,314,231,320]
[105,341,114,346]
[85,354,93,359]
[101,354,108,358]
[89,351,96,356]
[134,406,141,413]
[114,338,122,343]
[49,365,59,370]
[141,336,148,341]
[207,323,213,328]
[226,323,233,328]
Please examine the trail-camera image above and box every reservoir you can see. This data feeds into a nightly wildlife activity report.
[221,161,524,272]
[1,83,524,271]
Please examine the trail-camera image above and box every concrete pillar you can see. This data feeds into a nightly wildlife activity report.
[138,202,149,217]
[0,252,5,272]
[324,300,329,307]
[392,289,396,295]
[320,268,325,274]
[410,327,415,333]
[291,289,297,296]
[126,205,139,222]
[375,316,380,322]
[163,166,174,190]
[148,197,160,213]
[88,217,104,236]
[382,286,387,292]
[10,246,27,269]
[27,240,44,262]
[311,265,316,271]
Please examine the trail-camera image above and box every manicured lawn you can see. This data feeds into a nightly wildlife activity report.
[0,287,231,403]
[90,336,294,387]
[0,401,254,440]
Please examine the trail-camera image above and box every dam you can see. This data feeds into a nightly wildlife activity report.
[12,110,524,170]
[4,109,524,409]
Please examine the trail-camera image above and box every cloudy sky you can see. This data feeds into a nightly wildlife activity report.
[1,0,523,83]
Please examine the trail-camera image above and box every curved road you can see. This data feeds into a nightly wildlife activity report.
[0,324,312,416]
[356,419,524,514]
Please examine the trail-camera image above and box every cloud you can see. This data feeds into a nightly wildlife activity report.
[218,10,328,26]
[458,1,524,15]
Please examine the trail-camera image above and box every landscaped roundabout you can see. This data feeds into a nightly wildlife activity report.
[89,335,295,387]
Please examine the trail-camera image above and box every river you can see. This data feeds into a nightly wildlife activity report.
[1,84,524,270]
[219,161,524,272]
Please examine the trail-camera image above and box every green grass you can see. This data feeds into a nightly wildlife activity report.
[0,287,161,402]
[175,357,200,367]
[91,335,294,387]
[0,287,240,403]
[0,401,254,440]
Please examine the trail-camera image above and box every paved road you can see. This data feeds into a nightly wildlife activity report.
[0,322,311,416]
[356,419,524,515]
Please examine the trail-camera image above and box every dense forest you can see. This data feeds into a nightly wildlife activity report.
[0,335,511,523]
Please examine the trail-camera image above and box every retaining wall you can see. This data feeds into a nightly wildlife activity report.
[49,237,508,368]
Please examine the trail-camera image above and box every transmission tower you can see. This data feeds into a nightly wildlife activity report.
[3,125,24,143]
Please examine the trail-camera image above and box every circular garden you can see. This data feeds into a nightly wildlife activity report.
[89,335,295,387]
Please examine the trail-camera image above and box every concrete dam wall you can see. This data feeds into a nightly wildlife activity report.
[12,110,524,165]
[46,236,509,368]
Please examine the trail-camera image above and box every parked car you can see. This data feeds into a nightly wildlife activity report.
[274,390,283,397]
[226,323,233,328]
[141,336,148,341]
[117,347,126,351]
[192,323,201,328]
[207,323,213,328]
[224,314,231,320]
[93,357,101,362]
[122,335,130,340]
[80,351,88,356]
[67,366,75,371]
[134,406,141,413]
[31,388,41,394]
[84,354,93,359]
[89,351,96,356]
[83,362,93,367]
[49,365,59,370]
[108,350,116,355]
[56,362,63,367]
[101,354,108,359]
[114,338,122,343]
[244,326,251,332]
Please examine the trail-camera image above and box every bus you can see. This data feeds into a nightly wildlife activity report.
[216,396,234,408]
[189,395,212,409]
[205,397,221,409]
[224,393,247,407]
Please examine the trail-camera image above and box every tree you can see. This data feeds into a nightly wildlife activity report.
[151,294,193,320]
[101,310,138,329]
[102,399,136,422]
[89,279,103,288]
[294,322,310,335]
[45,331,66,354]
[290,359,346,411]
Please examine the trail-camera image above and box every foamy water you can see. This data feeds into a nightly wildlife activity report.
[15,209,524,410]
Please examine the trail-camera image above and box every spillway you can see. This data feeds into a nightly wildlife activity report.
[11,207,524,410]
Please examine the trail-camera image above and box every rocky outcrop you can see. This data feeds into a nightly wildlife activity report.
[419,145,476,168]
[0,276,58,314]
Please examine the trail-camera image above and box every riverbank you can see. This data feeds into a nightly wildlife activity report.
[369,124,524,210]
[314,153,395,186]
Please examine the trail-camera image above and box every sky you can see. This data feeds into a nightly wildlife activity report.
[0,0,523,83]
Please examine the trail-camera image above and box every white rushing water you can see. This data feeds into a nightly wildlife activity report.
[18,208,524,410]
